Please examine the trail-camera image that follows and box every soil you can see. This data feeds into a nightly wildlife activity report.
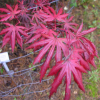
[0,0,100,100]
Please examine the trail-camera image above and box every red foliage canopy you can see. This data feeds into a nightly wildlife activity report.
[0,1,98,100]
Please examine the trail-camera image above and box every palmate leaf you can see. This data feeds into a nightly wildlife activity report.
[71,48,92,71]
[17,0,32,26]
[40,6,68,22]
[34,24,57,35]
[0,4,21,21]
[74,23,98,68]
[76,22,97,37]
[0,23,28,52]
[48,49,87,100]
[80,37,98,57]
[64,16,78,32]
[32,9,45,24]
[25,23,40,42]
[27,0,35,8]
[26,24,57,44]
[26,33,68,81]
[75,38,97,69]
[17,10,32,27]
[26,23,40,34]
[35,0,50,8]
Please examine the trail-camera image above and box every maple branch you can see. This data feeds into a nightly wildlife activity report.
[10,47,43,61]
[27,0,59,10]
[56,0,59,13]
[63,51,72,63]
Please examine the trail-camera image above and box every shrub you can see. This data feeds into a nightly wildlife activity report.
[0,0,98,100]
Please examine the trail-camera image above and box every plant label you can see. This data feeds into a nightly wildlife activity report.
[0,52,10,63]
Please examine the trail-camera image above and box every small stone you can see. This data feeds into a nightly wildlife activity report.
[73,90,77,94]
[0,49,2,52]
[64,6,68,10]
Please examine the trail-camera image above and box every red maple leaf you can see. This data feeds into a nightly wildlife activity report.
[64,16,78,32]
[26,23,57,43]
[35,0,50,8]
[26,33,68,81]
[48,49,87,100]
[0,23,28,52]
[32,9,45,24]
[16,0,32,26]
[40,6,68,22]
[27,0,35,8]
[71,48,92,71]
[0,4,21,21]
[34,24,57,35]
[76,22,97,37]
[26,23,40,33]
[74,22,98,65]
[25,23,41,44]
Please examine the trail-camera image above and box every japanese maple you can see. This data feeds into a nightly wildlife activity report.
[32,9,45,24]
[0,4,21,21]
[17,0,32,26]
[27,0,35,8]
[35,0,50,8]
[0,23,28,52]
[64,16,78,32]
[40,6,68,22]
[0,0,98,100]
[26,6,97,100]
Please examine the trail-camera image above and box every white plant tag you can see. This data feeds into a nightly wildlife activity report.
[0,52,14,77]
[0,52,10,63]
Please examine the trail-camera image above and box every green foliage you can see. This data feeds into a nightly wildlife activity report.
[70,0,77,7]
[78,0,92,5]
[14,98,17,100]
[80,0,88,4]
[88,9,100,28]
[76,96,82,100]
[88,20,97,28]
[88,69,99,82]
[76,92,83,100]
[85,82,98,97]
[62,91,65,96]
[85,69,99,98]
[78,0,95,9]
[41,58,46,62]
[0,67,4,74]
[47,92,49,95]
[29,63,36,71]
[92,9,98,16]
